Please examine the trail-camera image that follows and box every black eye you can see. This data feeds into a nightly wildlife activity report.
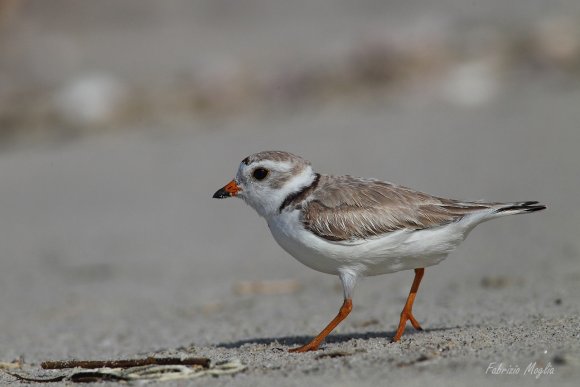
[252,167,269,180]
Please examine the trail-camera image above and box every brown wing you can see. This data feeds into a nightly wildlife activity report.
[300,175,494,241]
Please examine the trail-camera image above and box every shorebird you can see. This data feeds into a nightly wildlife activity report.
[213,151,545,352]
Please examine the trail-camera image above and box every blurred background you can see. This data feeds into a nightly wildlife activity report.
[0,0,579,370]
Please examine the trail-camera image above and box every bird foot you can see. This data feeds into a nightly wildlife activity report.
[391,310,423,342]
[288,341,320,353]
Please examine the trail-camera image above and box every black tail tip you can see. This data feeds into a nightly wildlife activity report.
[496,201,546,214]
[520,201,539,206]
[523,205,547,213]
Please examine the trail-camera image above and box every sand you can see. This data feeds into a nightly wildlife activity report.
[1,1,580,385]
[0,82,579,386]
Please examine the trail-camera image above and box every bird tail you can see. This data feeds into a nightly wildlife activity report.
[493,201,547,216]
[456,200,545,233]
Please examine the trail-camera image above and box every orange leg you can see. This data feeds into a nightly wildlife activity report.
[392,268,425,342]
[289,298,353,353]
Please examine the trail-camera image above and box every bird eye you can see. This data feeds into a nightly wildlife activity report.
[252,167,269,180]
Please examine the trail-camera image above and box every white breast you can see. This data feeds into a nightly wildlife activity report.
[267,210,479,277]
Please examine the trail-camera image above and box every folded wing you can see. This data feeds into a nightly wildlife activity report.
[301,175,495,241]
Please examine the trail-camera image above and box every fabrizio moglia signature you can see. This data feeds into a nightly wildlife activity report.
[485,361,555,379]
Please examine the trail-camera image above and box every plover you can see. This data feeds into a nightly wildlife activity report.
[212,151,545,352]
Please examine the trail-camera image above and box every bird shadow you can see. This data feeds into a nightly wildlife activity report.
[216,326,461,349]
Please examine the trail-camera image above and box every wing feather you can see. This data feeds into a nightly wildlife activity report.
[300,175,494,241]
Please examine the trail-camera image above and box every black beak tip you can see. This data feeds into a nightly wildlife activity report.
[212,188,230,199]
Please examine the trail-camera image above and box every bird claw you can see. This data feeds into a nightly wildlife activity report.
[288,342,320,353]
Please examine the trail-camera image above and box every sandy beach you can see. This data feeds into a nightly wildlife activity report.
[1,1,579,385]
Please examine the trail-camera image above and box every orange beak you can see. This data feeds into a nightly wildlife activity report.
[212,180,241,198]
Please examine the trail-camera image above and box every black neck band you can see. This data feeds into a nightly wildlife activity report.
[278,173,320,213]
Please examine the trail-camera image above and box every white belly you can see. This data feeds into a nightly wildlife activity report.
[267,210,473,276]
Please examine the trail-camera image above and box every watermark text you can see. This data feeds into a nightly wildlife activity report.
[485,361,555,379]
